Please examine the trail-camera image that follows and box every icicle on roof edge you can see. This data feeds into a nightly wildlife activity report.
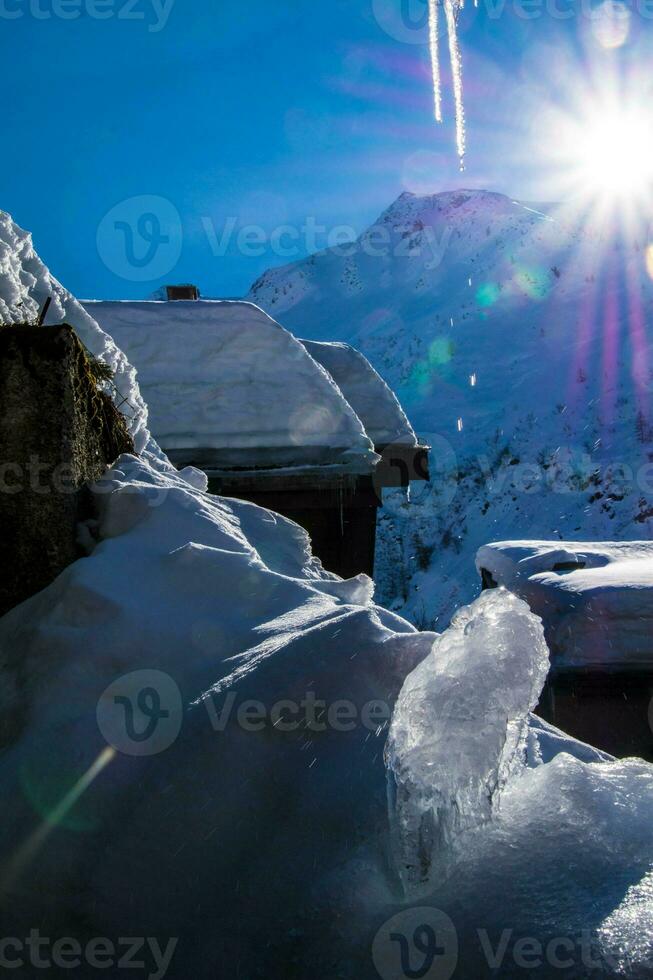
[428,0,466,169]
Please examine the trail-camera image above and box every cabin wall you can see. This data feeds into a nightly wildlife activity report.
[0,325,134,616]
[209,480,379,579]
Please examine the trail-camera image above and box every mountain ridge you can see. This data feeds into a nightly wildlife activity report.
[247,188,653,627]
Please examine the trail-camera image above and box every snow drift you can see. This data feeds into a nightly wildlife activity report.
[0,452,435,977]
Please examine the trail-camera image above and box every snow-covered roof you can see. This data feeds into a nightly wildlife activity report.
[476,541,653,667]
[83,300,377,471]
[301,340,417,448]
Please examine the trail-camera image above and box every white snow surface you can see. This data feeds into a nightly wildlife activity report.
[0,451,434,976]
[84,299,376,469]
[301,339,417,447]
[247,189,653,630]
[477,540,653,666]
[1,456,651,976]
[0,212,152,455]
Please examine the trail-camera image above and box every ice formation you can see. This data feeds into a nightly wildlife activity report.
[385,590,653,975]
[444,0,466,164]
[428,0,442,123]
[428,0,466,165]
[386,589,550,892]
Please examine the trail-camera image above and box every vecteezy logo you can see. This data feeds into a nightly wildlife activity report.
[372,0,430,44]
[372,432,458,518]
[96,195,182,282]
[372,907,458,980]
[97,669,183,756]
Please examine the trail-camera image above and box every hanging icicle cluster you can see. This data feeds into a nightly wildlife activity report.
[427,0,466,168]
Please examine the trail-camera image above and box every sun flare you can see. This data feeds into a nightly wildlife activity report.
[554,103,653,204]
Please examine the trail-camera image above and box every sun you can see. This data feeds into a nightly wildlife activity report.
[552,102,653,205]
[577,109,653,199]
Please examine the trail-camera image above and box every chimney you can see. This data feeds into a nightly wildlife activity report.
[165,284,200,301]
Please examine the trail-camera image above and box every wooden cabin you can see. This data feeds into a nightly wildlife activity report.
[85,299,429,579]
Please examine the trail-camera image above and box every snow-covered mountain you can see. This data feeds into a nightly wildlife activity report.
[247,190,653,628]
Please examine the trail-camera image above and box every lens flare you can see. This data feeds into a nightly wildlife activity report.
[645,245,653,281]
[591,0,631,49]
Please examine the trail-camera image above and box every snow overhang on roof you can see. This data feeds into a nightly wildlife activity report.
[300,339,417,449]
[83,300,379,473]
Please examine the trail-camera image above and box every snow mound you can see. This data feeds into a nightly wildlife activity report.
[387,588,550,892]
[0,452,436,975]
[301,339,417,447]
[477,540,653,666]
[0,212,152,455]
[84,300,376,469]
[0,456,650,974]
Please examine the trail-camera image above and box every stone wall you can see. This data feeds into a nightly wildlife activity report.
[0,325,134,616]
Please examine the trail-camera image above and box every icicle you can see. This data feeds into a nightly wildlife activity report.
[428,0,442,123]
[443,0,466,168]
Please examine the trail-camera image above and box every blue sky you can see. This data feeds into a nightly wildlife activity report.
[1,0,651,298]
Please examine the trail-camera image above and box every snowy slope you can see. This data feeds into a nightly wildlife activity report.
[477,540,653,666]
[247,189,653,629]
[0,212,152,455]
[85,300,376,469]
